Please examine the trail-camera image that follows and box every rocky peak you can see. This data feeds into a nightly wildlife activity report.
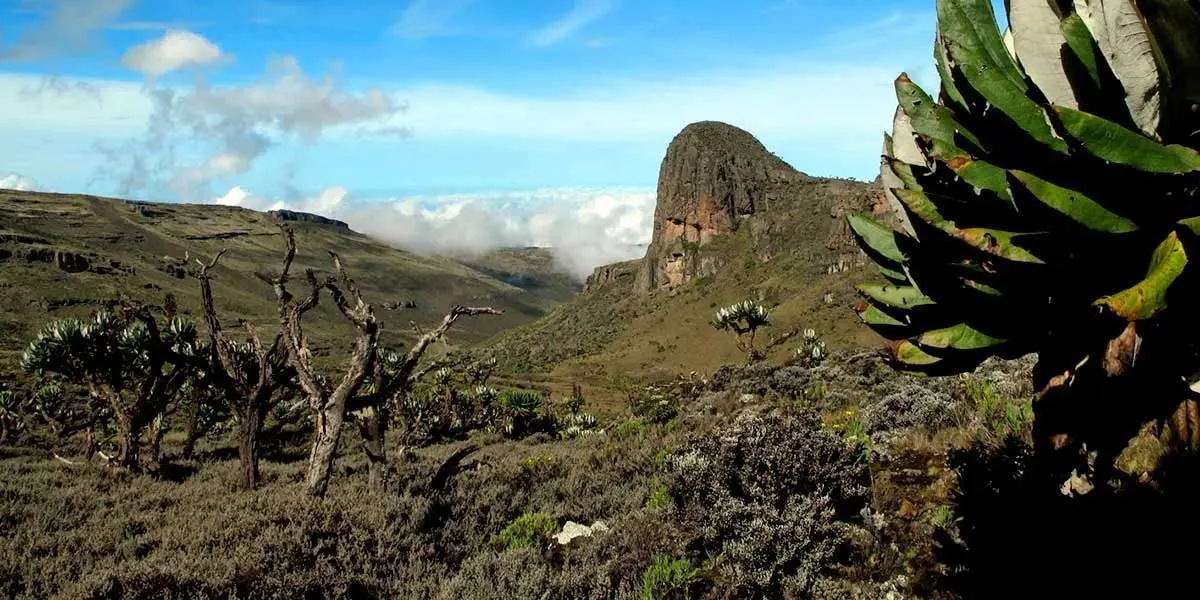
[634,121,806,293]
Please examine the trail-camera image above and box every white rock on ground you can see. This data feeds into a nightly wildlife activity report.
[554,520,610,545]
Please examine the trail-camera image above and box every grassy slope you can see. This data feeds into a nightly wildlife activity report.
[0,191,577,372]
[482,176,886,409]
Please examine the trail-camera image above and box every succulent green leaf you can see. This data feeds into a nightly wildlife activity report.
[1178,216,1200,237]
[939,0,1025,86]
[935,30,970,110]
[892,341,943,366]
[1073,0,1163,138]
[858,304,909,328]
[879,265,911,284]
[848,212,909,265]
[1060,12,1103,88]
[894,189,1045,263]
[961,277,1004,296]
[918,323,1007,350]
[1096,231,1188,320]
[1009,170,1139,233]
[1009,0,1080,108]
[858,283,935,309]
[895,74,988,153]
[938,0,1069,153]
[1055,106,1200,173]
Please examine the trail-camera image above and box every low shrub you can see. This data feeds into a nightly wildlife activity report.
[612,419,647,441]
[495,511,558,551]
[667,412,870,596]
[640,555,700,600]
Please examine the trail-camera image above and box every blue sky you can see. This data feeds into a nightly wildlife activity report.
[0,0,948,276]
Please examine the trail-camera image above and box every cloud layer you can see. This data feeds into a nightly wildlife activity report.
[0,173,38,191]
[95,40,404,201]
[215,185,654,280]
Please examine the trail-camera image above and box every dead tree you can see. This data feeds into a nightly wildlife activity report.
[196,249,292,490]
[269,227,379,498]
[354,305,503,489]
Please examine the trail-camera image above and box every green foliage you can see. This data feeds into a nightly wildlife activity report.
[645,486,672,511]
[519,454,557,475]
[496,512,558,551]
[0,389,23,441]
[640,555,700,600]
[612,418,647,441]
[499,389,554,439]
[653,446,673,470]
[850,0,1200,378]
[963,376,1033,440]
[629,390,678,425]
[802,380,828,404]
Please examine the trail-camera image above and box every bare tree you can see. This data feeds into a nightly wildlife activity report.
[196,249,294,490]
[268,227,379,498]
[354,306,503,489]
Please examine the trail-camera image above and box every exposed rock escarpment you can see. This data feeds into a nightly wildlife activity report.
[634,121,805,293]
[583,259,640,294]
[269,209,350,230]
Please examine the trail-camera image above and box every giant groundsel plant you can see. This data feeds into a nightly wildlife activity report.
[850,0,1200,465]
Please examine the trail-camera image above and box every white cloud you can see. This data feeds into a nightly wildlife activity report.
[529,0,615,47]
[0,173,38,191]
[213,185,654,280]
[121,30,229,79]
[0,0,133,60]
[91,55,404,200]
[392,0,473,39]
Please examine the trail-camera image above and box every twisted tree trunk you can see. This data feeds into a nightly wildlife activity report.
[182,396,201,460]
[306,402,349,497]
[239,407,265,491]
[114,412,142,472]
[358,407,388,489]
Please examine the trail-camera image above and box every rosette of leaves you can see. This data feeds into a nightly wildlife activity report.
[499,389,551,438]
[561,412,600,439]
[711,300,772,363]
[796,328,829,367]
[0,389,23,443]
[849,0,1200,458]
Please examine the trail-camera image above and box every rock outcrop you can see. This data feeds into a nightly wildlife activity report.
[583,259,640,294]
[634,121,808,293]
[269,209,350,230]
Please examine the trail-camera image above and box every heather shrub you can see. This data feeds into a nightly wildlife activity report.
[667,412,870,596]
[860,384,961,438]
[640,555,700,600]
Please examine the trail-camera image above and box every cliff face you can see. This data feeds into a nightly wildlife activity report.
[580,120,885,298]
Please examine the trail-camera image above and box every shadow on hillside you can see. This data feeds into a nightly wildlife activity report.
[938,438,1200,600]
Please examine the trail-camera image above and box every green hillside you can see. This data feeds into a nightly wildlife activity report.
[0,190,577,373]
